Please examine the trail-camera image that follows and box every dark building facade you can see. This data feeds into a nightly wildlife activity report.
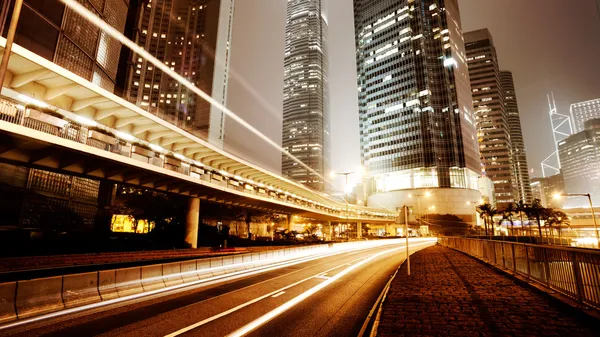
[0,0,129,93]
[354,0,482,220]
[0,0,131,230]
[123,0,234,147]
[281,0,330,191]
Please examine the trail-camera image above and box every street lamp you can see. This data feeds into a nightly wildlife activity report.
[330,170,363,239]
[409,191,433,223]
[554,193,599,248]
[467,200,483,235]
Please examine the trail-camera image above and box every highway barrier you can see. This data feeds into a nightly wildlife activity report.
[439,237,600,311]
[16,276,64,319]
[0,282,16,323]
[0,238,435,325]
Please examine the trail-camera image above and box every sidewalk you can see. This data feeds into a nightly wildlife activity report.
[377,245,598,337]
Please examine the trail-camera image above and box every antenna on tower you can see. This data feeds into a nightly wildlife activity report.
[541,92,573,177]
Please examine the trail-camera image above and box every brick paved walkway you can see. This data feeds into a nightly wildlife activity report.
[377,245,599,337]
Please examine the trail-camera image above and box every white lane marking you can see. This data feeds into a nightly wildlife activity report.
[271,292,286,298]
[313,275,331,280]
[162,253,374,337]
[226,241,434,337]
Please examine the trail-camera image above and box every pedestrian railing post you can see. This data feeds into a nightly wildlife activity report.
[543,248,551,287]
[511,243,517,272]
[570,252,585,304]
[525,245,531,279]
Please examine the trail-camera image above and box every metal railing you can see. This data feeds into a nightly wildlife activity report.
[439,237,600,311]
[0,97,393,222]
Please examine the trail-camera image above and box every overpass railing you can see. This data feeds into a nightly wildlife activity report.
[439,237,600,311]
[0,97,394,221]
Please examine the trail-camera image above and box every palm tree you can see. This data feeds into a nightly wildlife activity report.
[514,200,529,237]
[525,199,546,238]
[545,210,570,244]
[477,203,493,236]
[503,203,517,236]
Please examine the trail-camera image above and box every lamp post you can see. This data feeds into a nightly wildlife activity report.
[330,171,356,239]
[467,200,483,235]
[554,193,599,248]
[409,191,432,224]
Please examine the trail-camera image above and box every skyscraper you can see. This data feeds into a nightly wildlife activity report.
[465,29,515,209]
[570,98,600,133]
[558,119,600,207]
[124,0,234,147]
[0,0,129,93]
[281,0,330,191]
[354,0,482,221]
[501,71,532,204]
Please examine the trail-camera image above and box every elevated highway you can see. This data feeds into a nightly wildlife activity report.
[0,37,396,243]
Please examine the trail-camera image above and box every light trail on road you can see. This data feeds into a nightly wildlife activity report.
[226,241,433,337]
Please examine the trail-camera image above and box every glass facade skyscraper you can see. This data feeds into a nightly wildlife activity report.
[354,0,482,221]
[501,71,532,204]
[465,29,515,209]
[124,0,234,147]
[281,0,330,191]
[558,119,600,208]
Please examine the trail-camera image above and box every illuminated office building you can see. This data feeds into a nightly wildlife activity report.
[354,0,482,222]
[281,0,330,191]
[465,29,515,209]
[124,0,234,147]
[558,119,600,208]
[571,98,600,134]
[501,71,532,204]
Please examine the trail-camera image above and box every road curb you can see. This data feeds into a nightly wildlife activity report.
[358,252,409,337]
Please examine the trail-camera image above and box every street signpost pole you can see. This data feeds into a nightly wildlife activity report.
[405,205,410,275]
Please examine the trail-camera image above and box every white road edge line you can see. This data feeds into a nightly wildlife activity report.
[226,242,433,337]
[271,292,286,298]
[162,254,374,337]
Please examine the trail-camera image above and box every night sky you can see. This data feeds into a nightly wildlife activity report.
[225,0,600,181]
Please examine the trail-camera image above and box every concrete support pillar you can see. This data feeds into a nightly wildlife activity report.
[327,220,333,240]
[357,222,363,239]
[185,197,200,248]
[287,214,293,231]
[94,180,115,234]
[384,223,390,237]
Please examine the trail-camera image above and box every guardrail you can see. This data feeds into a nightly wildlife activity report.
[0,97,394,222]
[439,237,600,311]
[0,239,432,325]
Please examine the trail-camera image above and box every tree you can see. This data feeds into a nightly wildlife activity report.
[525,199,546,238]
[502,203,517,236]
[477,203,497,236]
[544,209,570,243]
[477,204,490,236]
[514,200,529,237]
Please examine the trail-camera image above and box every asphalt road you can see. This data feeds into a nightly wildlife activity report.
[3,239,436,337]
